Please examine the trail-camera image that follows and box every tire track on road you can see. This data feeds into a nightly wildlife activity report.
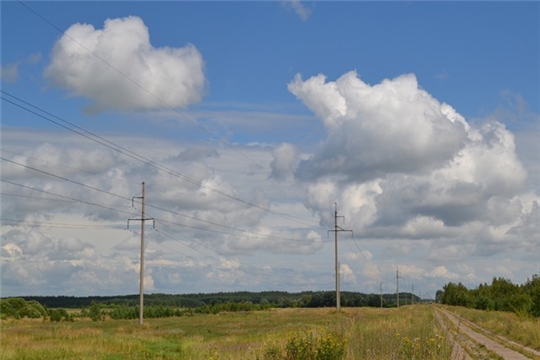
[439,308,535,360]
[462,317,540,359]
[434,309,472,360]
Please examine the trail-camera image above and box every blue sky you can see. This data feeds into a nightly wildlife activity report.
[1,1,539,298]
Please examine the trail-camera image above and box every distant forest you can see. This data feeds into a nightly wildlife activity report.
[15,290,421,309]
[4,275,539,321]
[1,290,424,321]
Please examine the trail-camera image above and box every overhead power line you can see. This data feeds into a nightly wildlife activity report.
[1,91,318,228]
[15,0,239,156]
[1,162,315,246]
[10,1,321,228]
[1,157,131,202]
[0,218,122,230]
[1,179,137,217]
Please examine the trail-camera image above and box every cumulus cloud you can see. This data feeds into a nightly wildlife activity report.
[44,16,206,113]
[289,72,469,182]
[291,70,535,254]
[2,67,537,297]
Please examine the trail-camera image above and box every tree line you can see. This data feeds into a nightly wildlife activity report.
[0,290,422,321]
[14,290,420,309]
[438,274,540,317]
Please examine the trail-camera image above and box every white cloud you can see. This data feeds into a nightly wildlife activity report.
[288,70,538,294]
[291,71,532,229]
[269,143,300,181]
[428,266,458,280]
[283,0,311,21]
[340,263,356,283]
[1,67,538,297]
[1,53,41,83]
[289,72,469,182]
[1,63,19,83]
[44,16,206,113]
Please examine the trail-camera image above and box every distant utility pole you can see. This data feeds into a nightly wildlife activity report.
[380,282,383,308]
[128,182,154,325]
[396,268,403,308]
[412,284,414,305]
[328,203,352,311]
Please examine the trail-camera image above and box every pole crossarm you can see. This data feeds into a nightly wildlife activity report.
[127,217,155,229]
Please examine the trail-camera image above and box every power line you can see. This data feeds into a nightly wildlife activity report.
[2,161,315,248]
[0,218,122,230]
[154,226,280,286]
[1,157,131,202]
[1,179,137,217]
[149,206,316,244]
[12,0,321,227]
[0,192,73,204]
[1,91,318,228]
[15,0,241,158]
[2,153,316,245]
[13,1,316,223]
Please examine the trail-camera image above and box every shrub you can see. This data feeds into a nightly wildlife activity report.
[262,331,347,360]
[89,302,104,321]
[50,308,73,322]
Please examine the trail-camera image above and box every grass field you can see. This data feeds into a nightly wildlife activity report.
[447,305,540,351]
[1,305,453,359]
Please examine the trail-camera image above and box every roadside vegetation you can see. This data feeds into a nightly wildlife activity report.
[439,274,540,318]
[447,305,540,351]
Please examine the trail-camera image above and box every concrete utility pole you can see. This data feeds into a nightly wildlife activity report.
[128,182,154,325]
[328,203,352,311]
[380,282,383,308]
[396,268,403,308]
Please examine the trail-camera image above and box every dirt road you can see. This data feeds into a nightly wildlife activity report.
[437,308,539,360]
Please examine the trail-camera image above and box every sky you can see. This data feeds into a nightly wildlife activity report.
[1,1,538,300]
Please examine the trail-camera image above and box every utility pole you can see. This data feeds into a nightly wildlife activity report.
[337,261,341,305]
[380,282,383,308]
[412,284,414,305]
[396,268,403,308]
[328,203,352,311]
[128,182,154,325]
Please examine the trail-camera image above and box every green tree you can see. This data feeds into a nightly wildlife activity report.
[88,302,104,321]
[441,282,474,307]
[524,274,540,317]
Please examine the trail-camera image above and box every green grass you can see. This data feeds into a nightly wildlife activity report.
[1,306,455,359]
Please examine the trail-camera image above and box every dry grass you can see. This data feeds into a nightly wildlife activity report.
[1,306,454,359]
[447,306,540,351]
